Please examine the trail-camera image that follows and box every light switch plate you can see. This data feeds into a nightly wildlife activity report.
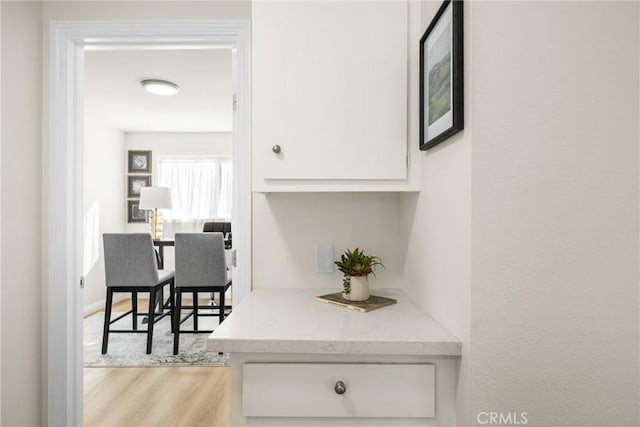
[315,243,335,273]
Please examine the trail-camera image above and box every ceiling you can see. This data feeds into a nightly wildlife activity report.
[84,49,232,132]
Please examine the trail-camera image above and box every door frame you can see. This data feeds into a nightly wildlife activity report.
[47,20,251,426]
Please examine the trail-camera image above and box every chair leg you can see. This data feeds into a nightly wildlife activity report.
[146,288,156,355]
[219,290,225,325]
[101,288,113,354]
[169,280,175,333]
[132,291,138,331]
[173,291,182,355]
[193,291,198,331]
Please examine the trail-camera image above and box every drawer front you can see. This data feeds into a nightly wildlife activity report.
[242,363,435,418]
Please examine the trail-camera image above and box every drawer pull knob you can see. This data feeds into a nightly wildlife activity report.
[272,145,282,154]
[334,380,346,395]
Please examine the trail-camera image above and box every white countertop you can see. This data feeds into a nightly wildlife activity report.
[208,288,462,356]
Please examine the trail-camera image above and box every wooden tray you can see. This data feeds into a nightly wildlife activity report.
[315,292,397,313]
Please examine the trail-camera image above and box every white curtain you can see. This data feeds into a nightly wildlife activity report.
[158,156,232,223]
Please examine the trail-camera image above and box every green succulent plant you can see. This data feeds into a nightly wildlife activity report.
[334,248,384,295]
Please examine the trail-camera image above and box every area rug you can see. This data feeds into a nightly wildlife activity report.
[84,310,229,367]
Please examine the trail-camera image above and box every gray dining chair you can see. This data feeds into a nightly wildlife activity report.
[102,233,175,354]
[173,233,232,354]
[202,221,231,237]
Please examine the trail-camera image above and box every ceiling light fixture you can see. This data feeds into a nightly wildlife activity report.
[140,79,179,96]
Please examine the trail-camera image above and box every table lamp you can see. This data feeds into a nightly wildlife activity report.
[139,186,173,240]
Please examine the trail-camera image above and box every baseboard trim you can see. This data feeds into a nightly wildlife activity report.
[83,294,128,318]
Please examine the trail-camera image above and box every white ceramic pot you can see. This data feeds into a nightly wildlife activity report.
[343,276,370,301]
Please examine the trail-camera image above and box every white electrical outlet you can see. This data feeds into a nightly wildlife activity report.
[315,243,335,273]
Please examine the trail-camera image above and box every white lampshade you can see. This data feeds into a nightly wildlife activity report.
[139,187,173,210]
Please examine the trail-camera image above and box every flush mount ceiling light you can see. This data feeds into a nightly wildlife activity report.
[140,79,179,96]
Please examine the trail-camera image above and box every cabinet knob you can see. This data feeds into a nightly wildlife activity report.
[334,380,346,395]
[272,145,281,154]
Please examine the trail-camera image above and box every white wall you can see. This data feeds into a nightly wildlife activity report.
[399,1,472,424]
[0,2,251,425]
[82,115,126,310]
[42,0,250,21]
[1,2,43,425]
[403,1,639,426]
[0,2,4,422]
[253,192,406,290]
[470,2,639,425]
[126,132,232,178]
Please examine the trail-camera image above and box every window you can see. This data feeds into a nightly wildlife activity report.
[157,156,232,221]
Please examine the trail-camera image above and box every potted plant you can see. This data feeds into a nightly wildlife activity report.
[334,248,384,302]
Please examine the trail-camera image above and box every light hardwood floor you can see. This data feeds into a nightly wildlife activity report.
[85,299,229,427]
[84,367,229,427]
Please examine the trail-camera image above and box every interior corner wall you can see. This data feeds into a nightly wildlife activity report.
[252,192,406,290]
[1,2,43,426]
[82,115,125,310]
[399,0,472,424]
[470,2,639,426]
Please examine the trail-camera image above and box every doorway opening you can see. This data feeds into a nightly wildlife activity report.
[48,21,251,426]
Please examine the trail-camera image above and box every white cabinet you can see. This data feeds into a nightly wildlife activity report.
[243,363,435,418]
[208,289,462,426]
[252,1,411,191]
[229,354,455,426]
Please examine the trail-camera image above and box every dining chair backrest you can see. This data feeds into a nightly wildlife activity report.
[103,233,159,287]
[202,221,231,236]
[175,233,227,288]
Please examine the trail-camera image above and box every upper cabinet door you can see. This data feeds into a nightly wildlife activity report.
[252,1,408,183]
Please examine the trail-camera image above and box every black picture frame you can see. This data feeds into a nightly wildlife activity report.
[127,175,151,198]
[128,150,152,173]
[419,0,464,151]
[127,200,149,223]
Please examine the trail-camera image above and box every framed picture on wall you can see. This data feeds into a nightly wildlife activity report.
[128,150,152,173]
[127,175,151,198]
[419,0,464,151]
[127,200,149,223]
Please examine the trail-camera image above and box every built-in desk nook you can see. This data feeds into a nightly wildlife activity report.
[208,288,462,426]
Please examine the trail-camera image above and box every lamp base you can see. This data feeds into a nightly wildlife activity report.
[149,209,164,241]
